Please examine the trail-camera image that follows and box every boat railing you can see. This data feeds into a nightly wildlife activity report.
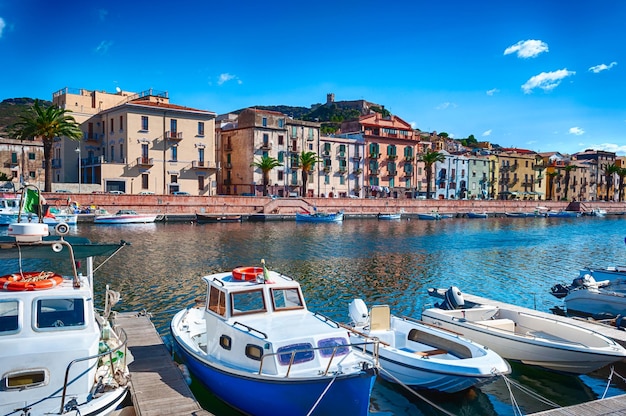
[232,321,268,339]
[59,326,129,413]
[258,339,379,378]
[312,311,341,328]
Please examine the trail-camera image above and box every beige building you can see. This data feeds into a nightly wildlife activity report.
[494,148,544,200]
[52,87,217,195]
[0,137,44,190]
[217,108,322,197]
[317,134,365,198]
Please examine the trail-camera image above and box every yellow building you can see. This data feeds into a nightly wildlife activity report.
[52,87,216,195]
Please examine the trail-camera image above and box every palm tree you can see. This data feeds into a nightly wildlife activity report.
[617,167,626,202]
[250,155,282,196]
[298,151,322,197]
[546,171,559,200]
[561,165,576,200]
[419,150,445,199]
[12,100,82,192]
[604,163,620,201]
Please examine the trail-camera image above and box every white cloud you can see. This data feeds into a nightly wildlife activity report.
[94,40,113,54]
[486,88,499,96]
[588,62,617,74]
[217,73,242,86]
[568,127,584,135]
[98,9,108,21]
[0,17,5,38]
[504,40,549,58]
[435,102,456,110]
[482,129,492,137]
[522,69,576,93]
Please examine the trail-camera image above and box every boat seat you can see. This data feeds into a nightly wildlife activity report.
[414,348,448,357]
[370,305,391,331]
[474,318,515,332]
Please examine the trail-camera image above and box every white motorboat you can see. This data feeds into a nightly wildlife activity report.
[295,210,344,223]
[170,262,378,416]
[0,219,131,415]
[377,212,402,220]
[94,210,158,224]
[422,287,626,374]
[346,299,510,393]
[551,274,626,319]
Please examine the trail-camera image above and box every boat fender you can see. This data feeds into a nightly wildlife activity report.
[178,363,192,385]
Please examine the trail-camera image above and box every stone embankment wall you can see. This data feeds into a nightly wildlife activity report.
[44,193,626,216]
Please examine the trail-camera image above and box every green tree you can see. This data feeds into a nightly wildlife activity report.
[250,155,282,196]
[604,163,620,201]
[12,100,82,192]
[562,165,576,200]
[298,151,322,197]
[419,150,445,199]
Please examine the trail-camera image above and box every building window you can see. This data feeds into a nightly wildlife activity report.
[110,145,114,161]
[278,135,284,146]
[325,175,330,184]
[171,175,177,183]
[198,148,205,163]
[171,146,178,161]
[29,153,35,160]
[110,118,114,133]
[11,153,17,163]
[120,144,124,162]
[198,122,205,136]
[119,115,123,131]
[141,116,149,131]
[198,175,205,190]
[171,119,177,133]
[308,128,314,140]
[262,117,267,127]
[278,118,284,128]
[141,144,149,160]
[142,174,149,189]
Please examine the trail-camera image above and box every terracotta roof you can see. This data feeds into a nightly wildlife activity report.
[128,100,215,115]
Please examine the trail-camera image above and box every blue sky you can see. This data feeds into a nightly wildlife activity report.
[1,0,625,155]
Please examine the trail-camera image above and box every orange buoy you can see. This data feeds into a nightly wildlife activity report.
[232,267,264,281]
[0,271,64,291]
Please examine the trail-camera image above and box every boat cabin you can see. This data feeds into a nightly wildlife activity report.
[199,268,353,377]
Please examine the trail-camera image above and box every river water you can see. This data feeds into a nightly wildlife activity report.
[10,215,626,415]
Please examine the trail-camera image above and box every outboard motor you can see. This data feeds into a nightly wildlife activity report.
[349,299,369,327]
[550,283,569,299]
[439,286,465,310]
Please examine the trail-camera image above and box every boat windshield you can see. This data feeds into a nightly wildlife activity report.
[36,298,86,330]
[271,288,304,310]
[231,289,266,316]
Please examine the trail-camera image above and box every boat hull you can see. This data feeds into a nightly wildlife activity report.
[172,333,375,416]
[195,214,242,223]
[421,308,626,374]
[295,212,343,223]
[564,288,626,318]
[94,215,157,224]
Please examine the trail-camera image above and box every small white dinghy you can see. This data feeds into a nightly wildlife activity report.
[345,299,510,393]
[422,287,626,374]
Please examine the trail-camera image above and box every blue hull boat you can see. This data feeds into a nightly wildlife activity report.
[296,211,344,223]
[170,264,378,416]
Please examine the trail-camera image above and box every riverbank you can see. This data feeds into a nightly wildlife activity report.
[47,193,626,217]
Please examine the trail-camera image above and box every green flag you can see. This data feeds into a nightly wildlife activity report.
[23,189,39,214]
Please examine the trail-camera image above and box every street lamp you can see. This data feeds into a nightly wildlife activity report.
[75,147,81,193]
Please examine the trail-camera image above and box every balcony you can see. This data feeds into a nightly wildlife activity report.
[165,131,183,142]
[387,154,398,160]
[353,168,363,175]
[405,155,415,161]
[370,169,379,175]
[290,180,302,186]
[192,160,214,170]
[369,153,379,159]
[322,151,331,158]
[323,166,332,173]
[84,132,103,143]
[388,171,397,176]
[260,142,272,151]
[338,167,347,174]
[352,154,362,161]
[137,157,154,167]
[225,163,232,169]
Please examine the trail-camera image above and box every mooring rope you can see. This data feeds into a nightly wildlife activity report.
[502,374,561,409]
[377,365,456,416]
[306,374,338,416]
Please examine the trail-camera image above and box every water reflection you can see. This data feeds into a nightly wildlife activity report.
[6,216,626,415]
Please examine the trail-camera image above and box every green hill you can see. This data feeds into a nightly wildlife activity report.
[0,98,52,135]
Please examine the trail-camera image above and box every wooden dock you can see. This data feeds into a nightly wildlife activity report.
[114,312,213,416]
[530,394,626,415]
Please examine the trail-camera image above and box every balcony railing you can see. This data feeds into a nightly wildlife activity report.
[165,131,183,141]
[369,153,379,159]
[388,171,397,176]
[261,142,272,150]
[137,157,154,167]
[192,160,214,169]
[405,155,414,161]
[370,169,379,175]
[352,154,362,161]
[387,154,398,160]
[338,167,347,174]
[323,166,332,173]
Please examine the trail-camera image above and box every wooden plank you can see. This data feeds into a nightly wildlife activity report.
[530,394,626,415]
[114,312,213,416]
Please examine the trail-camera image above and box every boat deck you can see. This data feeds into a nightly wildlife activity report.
[458,292,626,347]
[113,312,213,416]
